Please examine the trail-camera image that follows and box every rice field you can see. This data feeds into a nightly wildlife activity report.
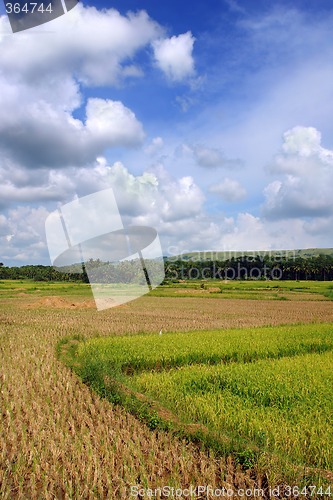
[67,323,333,487]
[132,351,333,471]
[1,280,333,498]
[74,323,333,374]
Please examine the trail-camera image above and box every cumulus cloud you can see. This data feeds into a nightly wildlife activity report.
[0,163,78,208]
[85,98,145,147]
[0,5,164,170]
[0,97,144,169]
[268,126,333,175]
[304,216,333,237]
[152,32,195,82]
[263,126,333,219]
[3,158,332,265]
[3,3,333,263]
[209,178,246,202]
[160,176,204,222]
[0,4,199,174]
[0,5,162,86]
[0,161,207,263]
[106,162,204,223]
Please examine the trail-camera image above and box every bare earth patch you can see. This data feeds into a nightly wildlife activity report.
[24,296,96,308]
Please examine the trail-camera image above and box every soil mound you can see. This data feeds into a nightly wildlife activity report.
[25,296,96,309]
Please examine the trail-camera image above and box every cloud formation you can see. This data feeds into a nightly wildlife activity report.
[0,96,145,169]
[0,5,168,172]
[152,32,195,82]
[0,162,207,263]
[1,2,333,265]
[263,126,333,219]
[0,5,161,85]
[2,156,332,265]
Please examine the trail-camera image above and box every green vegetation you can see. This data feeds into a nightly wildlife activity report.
[132,352,333,469]
[2,248,333,283]
[165,254,333,281]
[63,322,333,485]
[151,278,333,300]
[75,323,333,375]
[2,277,333,302]
[0,279,92,298]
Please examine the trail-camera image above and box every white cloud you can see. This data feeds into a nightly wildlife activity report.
[282,126,321,156]
[0,161,207,264]
[160,176,204,222]
[0,5,162,171]
[225,0,246,14]
[0,215,10,237]
[105,163,204,223]
[0,94,144,169]
[2,3,333,263]
[152,32,195,82]
[209,178,246,202]
[269,126,333,175]
[304,216,333,237]
[106,162,159,217]
[85,98,145,147]
[0,5,162,86]
[2,158,332,265]
[263,126,333,219]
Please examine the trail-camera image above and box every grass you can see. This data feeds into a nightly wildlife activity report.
[150,279,333,301]
[64,323,333,487]
[0,279,92,298]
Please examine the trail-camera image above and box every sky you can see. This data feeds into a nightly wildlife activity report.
[1,0,333,265]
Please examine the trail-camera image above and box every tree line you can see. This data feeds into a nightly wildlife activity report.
[165,254,333,281]
[1,254,333,282]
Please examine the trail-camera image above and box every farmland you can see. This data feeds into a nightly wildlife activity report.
[0,279,333,497]
[66,324,333,487]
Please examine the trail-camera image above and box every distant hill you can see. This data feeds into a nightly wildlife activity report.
[169,248,333,262]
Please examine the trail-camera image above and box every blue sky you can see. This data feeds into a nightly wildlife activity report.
[1,0,333,264]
